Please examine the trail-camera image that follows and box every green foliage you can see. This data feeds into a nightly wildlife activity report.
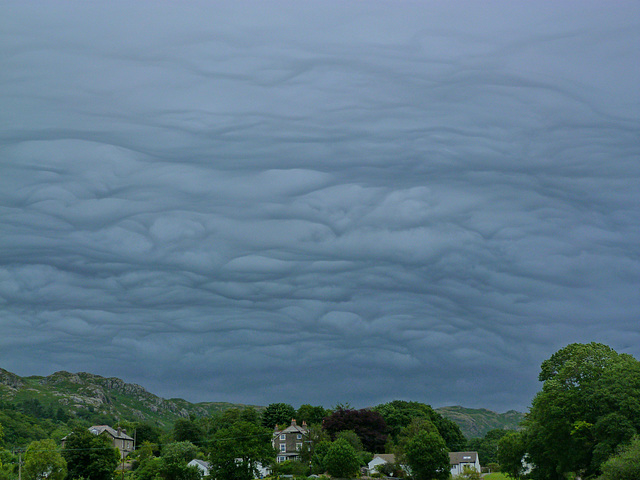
[208,419,274,480]
[298,424,330,467]
[261,403,296,429]
[270,459,309,477]
[454,465,482,480]
[403,430,450,480]
[466,429,509,465]
[62,428,120,480]
[497,431,527,480]
[525,343,640,479]
[335,430,363,452]
[23,439,67,480]
[324,438,360,478]
[172,419,204,444]
[374,400,465,451]
[598,436,640,480]
[295,405,328,427]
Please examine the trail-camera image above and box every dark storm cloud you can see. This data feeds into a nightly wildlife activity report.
[1,1,639,411]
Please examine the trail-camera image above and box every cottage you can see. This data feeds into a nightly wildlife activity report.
[449,451,481,477]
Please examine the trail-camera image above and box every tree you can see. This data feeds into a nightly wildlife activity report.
[403,430,450,480]
[261,403,296,429]
[296,404,328,426]
[158,442,201,480]
[497,431,527,480]
[23,439,67,480]
[466,429,509,465]
[335,430,363,452]
[374,400,465,451]
[173,419,204,444]
[324,438,360,479]
[323,407,388,453]
[454,465,482,480]
[524,343,640,479]
[62,428,120,480]
[208,420,274,480]
[598,435,640,480]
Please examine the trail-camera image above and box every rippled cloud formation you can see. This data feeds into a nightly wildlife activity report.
[1,1,639,411]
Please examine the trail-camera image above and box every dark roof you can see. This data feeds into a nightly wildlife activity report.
[449,451,478,465]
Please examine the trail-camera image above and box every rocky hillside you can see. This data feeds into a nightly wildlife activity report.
[0,368,253,427]
[436,405,525,438]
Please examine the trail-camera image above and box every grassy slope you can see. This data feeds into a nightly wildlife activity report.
[436,405,525,438]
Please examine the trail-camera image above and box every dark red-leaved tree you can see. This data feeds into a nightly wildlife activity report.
[323,407,389,453]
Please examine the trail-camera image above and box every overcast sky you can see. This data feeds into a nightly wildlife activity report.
[1,1,639,413]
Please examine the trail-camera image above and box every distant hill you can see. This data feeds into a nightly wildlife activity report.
[436,405,525,438]
[0,368,258,428]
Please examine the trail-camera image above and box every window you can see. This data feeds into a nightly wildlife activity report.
[280,444,286,452]
[280,434,286,440]
[278,456,286,463]
[297,434,302,439]
[296,443,302,451]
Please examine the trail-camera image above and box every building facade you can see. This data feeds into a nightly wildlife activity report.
[273,419,308,463]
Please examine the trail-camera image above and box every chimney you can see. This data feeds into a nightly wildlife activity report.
[117,427,122,436]
[291,419,297,426]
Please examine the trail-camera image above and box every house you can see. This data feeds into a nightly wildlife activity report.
[63,425,134,459]
[449,451,481,477]
[89,425,134,459]
[188,459,210,477]
[273,419,308,463]
[367,453,396,475]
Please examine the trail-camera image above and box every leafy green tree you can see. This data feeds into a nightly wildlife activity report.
[374,400,465,451]
[335,430,363,452]
[403,430,450,480]
[310,440,332,474]
[62,428,120,480]
[324,438,360,479]
[208,420,274,480]
[23,439,67,480]
[466,429,509,465]
[299,423,330,467]
[497,431,527,480]
[524,343,640,479]
[296,405,328,426]
[598,435,640,480]
[173,419,204,444]
[261,403,296,429]
[160,442,201,480]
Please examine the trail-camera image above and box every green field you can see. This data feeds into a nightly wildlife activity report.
[483,473,509,480]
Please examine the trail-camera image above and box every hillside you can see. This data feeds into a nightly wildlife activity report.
[436,405,525,438]
[0,368,256,428]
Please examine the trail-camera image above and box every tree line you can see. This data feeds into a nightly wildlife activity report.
[0,342,638,480]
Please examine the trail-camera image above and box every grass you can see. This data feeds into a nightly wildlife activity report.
[484,473,510,480]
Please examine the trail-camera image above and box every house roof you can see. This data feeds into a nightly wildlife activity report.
[449,451,478,465]
[371,454,396,464]
[188,459,211,469]
[275,419,308,435]
[89,425,134,440]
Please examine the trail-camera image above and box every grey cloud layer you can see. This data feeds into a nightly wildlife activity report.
[1,1,639,410]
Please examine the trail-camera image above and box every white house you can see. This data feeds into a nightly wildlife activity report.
[367,454,396,475]
[449,451,481,477]
[188,459,210,477]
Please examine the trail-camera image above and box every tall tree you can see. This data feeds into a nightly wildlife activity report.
[598,435,640,480]
[524,343,640,479]
[23,439,67,480]
[374,400,465,451]
[296,405,328,426]
[62,428,120,480]
[497,431,527,480]
[208,420,274,480]
[324,438,360,479]
[261,403,296,429]
[403,430,450,480]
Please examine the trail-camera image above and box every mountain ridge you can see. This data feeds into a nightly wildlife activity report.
[0,367,523,437]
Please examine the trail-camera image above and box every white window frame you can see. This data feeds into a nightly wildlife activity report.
[280,434,286,440]
[280,444,286,452]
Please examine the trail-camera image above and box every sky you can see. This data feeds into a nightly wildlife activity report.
[1,1,639,413]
